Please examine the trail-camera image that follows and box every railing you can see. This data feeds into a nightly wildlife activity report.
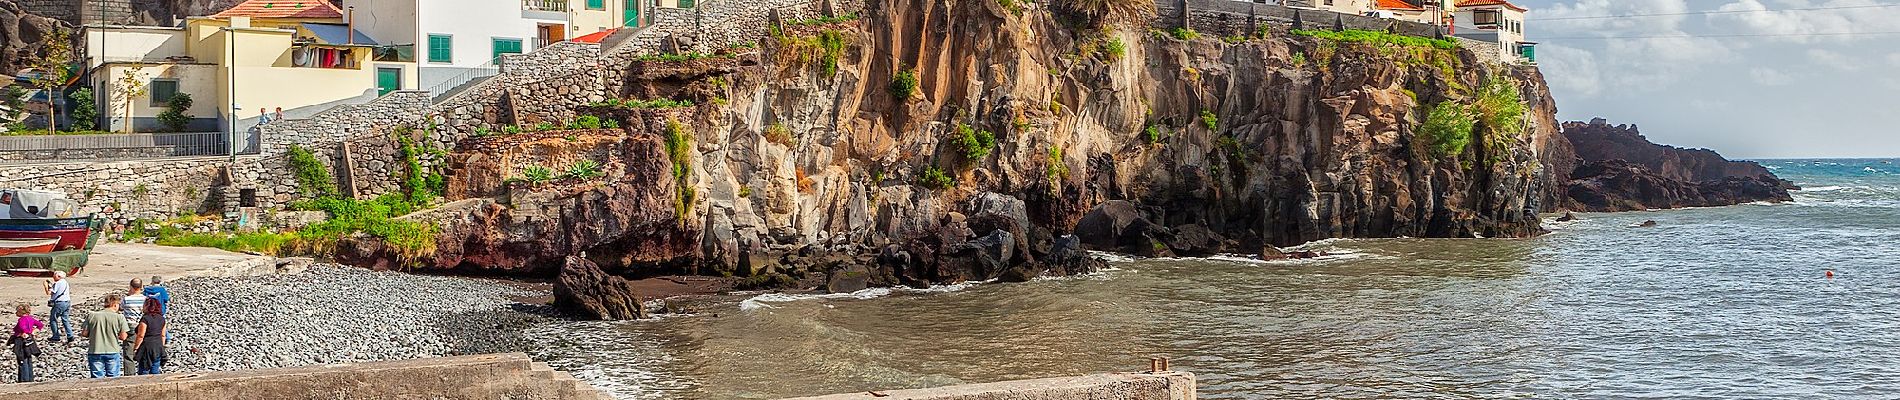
[426,61,503,100]
[0,131,246,163]
[523,0,570,12]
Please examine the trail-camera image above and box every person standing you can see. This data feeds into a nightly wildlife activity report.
[132,302,165,375]
[120,280,146,363]
[258,108,273,125]
[143,276,171,314]
[43,271,72,344]
[80,296,129,378]
[8,304,43,383]
[273,107,285,122]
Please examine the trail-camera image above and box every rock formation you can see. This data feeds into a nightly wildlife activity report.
[1558,120,1794,211]
[340,0,1586,318]
[0,1,68,75]
[554,256,649,320]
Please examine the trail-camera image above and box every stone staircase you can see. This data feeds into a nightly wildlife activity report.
[529,361,613,400]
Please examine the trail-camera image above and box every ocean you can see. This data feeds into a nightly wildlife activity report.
[526,158,1900,399]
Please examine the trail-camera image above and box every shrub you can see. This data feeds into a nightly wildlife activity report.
[1475,75,1526,138]
[890,69,919,100]
[520,165,555,184]
[738,186,753,198]
[1419,101,1476,159]
[664,119,697,218]
[764,122,793,145]
[917,165,954,189]
[1291,52,1307,67]
[157,93,194,132]
[1046,145,1069,180]
[1101,38,1126,63]
[533,121,556,132]
[1200,110,1218,131]
[472,126,493,137]
[67,88,96,131]
[286,145,338,198]
[292,194,438,263]
[504,125,523,135]
[998,0,1025,16]
[948,123,997,163]
[1145,124,1163,144]
[575,115,603,129]
[1168,27,1200,41]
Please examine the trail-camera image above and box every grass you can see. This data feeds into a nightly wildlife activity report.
[1291,29,1456,50]
[917,165,954,190]
[1101,37,1126,63]
[764,122,794,145]
[665,119,697,219]
[1046,145,1069,180]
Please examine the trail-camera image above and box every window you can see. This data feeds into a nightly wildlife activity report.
[150,79,180,107]
[587,0,604,9]
[492,38,524,62]
[428,34,453,63]
[1473,10,1499,25]
[679,0,696,8]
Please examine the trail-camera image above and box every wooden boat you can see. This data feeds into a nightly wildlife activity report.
[0,190,99,276]
[0,238,57,256]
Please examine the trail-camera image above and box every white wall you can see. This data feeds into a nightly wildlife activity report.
[343,0,418,48]
[85,27,189,69]
[344,0,567,91]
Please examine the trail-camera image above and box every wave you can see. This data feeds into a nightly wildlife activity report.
[737,280,994,311]
[1803,186,1845,192]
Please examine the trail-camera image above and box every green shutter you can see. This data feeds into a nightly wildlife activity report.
[624,0,640,26]
[587,0,604,9]
[428,34,453,63]
[679,0,695,8]
[492,38,523,62]
[150,80,179,107]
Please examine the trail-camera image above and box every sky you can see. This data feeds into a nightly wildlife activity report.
[1515,0,1900,159]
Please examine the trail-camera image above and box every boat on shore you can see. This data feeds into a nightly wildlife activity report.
[0,189,100,276]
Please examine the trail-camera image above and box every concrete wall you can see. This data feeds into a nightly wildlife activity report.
[84,26,189,69]
[91,63,222,133]
[782,372,1197,400]
[0,353,606,400]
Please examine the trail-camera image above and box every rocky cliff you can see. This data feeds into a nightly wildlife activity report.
[343,0,1576,308]
[1559,120,1794,212]
[0,0,67,75]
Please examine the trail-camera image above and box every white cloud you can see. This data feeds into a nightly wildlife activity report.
[1749,67,1795,86]
[1888,53,1900,67]
[1706,0,1900,43]
[1807,49,1860,71]
[1536,44,1604,97]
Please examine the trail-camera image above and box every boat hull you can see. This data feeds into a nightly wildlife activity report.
[0,238,57,256]
[0,217,96,251]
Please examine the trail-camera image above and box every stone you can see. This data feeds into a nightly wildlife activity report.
[553,256,649,320]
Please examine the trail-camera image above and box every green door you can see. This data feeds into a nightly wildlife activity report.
[624,0,640,27]
[492,38,524,62]
[376,67,402,96]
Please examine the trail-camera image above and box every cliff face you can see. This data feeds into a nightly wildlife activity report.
[0,0,67,75]
[1558,120,1794,212]
[355,0,1572,292]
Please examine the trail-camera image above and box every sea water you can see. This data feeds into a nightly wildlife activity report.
[527,158,1900,399]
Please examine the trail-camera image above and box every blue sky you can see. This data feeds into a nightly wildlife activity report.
[1515,0,1900,158]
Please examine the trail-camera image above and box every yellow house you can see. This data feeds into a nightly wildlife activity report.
[84,0,417,136]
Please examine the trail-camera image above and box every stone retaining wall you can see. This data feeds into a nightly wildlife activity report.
[1154,0,1440,38]
[0,157,231,222]
[606,0,854,59]
[0,353,607,400]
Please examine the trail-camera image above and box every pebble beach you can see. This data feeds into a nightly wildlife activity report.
[14,265,553,381]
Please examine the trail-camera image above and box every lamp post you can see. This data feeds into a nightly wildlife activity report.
[225,26,238,161]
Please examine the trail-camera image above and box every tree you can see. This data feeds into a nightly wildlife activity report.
[157,93,194,132]
[26,28,74,135]
[67,88,95,131]
[113,64,150,133]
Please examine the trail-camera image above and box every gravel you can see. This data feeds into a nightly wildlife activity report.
[17,265,554,381]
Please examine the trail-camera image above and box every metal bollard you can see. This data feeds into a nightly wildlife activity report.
[1149,357,1171,373]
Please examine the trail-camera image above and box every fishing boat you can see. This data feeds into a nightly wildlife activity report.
[0,189,100,276]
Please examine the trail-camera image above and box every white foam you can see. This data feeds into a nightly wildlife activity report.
[737,280,995,311]
[1803,186,1845,192]
[1090,251,1138,263]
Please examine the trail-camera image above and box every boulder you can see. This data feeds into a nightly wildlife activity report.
[1165,224,1233,256]
[1073,201,1172,257]
[1040,234,1103,277]
[553,256,648,320]
[938,229,1015,281]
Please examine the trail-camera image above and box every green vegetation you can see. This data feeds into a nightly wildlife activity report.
[534,121,556,132]
[998,0,1025,16]
[1046,145,1069,180]
[764,122,793,145]
[1419,101,1476,159]
[917,165,954,189]
[776,28,851,76]
[67,88,96,131]
[0,130,122,136]
[122,217,297,255]
[1168,27,1200,41]
[590,98,695,109]
[1291,29,1456,50]
[664,119,697,219]
[394,127,446,203]
[292,194,439,262]
[784,13,861,26]
[1199,110,1218,131]
[563,159,604,180]
[1144,124,1163,144]
[287,145,339,199]
[472,126,493,137]
[1053,0,1147,28]
[1475,75,1526,138]
[1290,52,1306,67]
[1101,37,1126,63]
[889,69,919,100]
[737,186,753,198]
[1050,99,1065,114]
[948,123,997,163]
[520,165,555,184]
[573,115,604,129]
[157,93,194,132]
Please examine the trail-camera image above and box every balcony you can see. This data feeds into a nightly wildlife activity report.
[523,0,570,12]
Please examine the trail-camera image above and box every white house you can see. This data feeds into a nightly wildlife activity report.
[343,0,572,92]
[1452,0,1533,63]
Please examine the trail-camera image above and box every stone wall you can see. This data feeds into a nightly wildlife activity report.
[1453,36,1502,64]
[257,91,432,157]
[0,156,232,222]
[0,353,608,400]
[782,371,1197,400]
[605,0,854,59]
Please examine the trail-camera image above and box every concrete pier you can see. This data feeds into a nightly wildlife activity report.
[0,353,606,400]
[781,371,1198,400]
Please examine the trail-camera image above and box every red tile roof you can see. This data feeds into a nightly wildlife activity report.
[1456,0,1528,12]
[212,0,344,19]
[1377,0,1425,11]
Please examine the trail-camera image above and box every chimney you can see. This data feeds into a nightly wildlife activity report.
[347,6,356,45]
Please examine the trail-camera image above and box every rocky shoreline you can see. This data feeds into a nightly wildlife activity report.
[18,266,553,381]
